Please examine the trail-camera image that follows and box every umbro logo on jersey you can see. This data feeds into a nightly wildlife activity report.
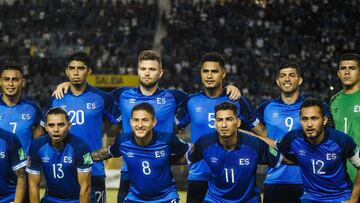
[210,157,218,164]
[298,150,306,156]
[195,107,202,113]
[42,157,50,163]
[129,99,136,104]
[126,152,135,158]
[0,115,3,120]
[272,112,279,118]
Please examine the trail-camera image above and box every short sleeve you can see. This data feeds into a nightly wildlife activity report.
[255,100,271,124]
[26,142,42,175]
[102,92,121,124]
[175,95,191,130]
[258,142,282,168]
[109,134,122,157]
[275,132,298,162]
[342,136,358,159]
[9,135,27,171]
[188,138,204,164]
[75,142,93,173]
[238,96,260,129]
[169,134,189,156]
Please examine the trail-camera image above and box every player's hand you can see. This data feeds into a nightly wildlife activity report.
[52,82,71,99]
[225,85,241,100]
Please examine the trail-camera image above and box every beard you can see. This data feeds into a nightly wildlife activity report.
[139,78,159,89]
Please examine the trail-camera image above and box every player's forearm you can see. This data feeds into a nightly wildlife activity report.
[29,184,40,203]
[14,168,27,203]
[251,123,267,137]
[91,147,112,161]
[79,183,91,203]
[29,174,41,203]
[349,169,360,202]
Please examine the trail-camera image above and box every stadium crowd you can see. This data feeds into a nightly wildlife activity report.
[162,0,360,104]
[0,0,358,106]
[0,0,158,107]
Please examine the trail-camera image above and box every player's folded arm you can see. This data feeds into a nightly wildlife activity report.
[348,147,360,169]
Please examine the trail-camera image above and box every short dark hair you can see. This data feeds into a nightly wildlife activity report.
[339,53,360,68]
[1,62,23,75]
[66,52,91,68]
[46,107,69,122]
[300,98,325,116]
[138,50,162,68]
[215,102,237,117]
[201,52,225,69]
[131,102,155,119]
[277,62,302,77]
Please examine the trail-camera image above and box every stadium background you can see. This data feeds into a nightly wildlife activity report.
[0,0,359,202]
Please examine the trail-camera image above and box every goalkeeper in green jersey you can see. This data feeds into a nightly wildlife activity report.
[330,52,360,180]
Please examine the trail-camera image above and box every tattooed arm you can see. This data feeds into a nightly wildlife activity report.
[91,147,113,161]
[14,167,27,203]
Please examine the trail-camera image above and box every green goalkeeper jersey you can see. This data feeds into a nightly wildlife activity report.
[330,89,360,180]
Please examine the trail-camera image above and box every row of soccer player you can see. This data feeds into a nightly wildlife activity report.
[0,51,241,203]
[0,50,360,202]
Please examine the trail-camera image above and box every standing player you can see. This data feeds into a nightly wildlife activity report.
[256,62,304,203]
[0,62,43,153]
[53,50,240,202]
[43,52,120,203]
[92,103,189,203]
[187,102,281,202]
[176,52,266,203]
[330,53,360,181]
[27,107,93,203]
[0,128,27,203]
[272,98,360,202]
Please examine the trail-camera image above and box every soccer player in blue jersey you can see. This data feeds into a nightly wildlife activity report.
[259,98,360,203]
[91,102,189,203]
[27,107,93,203]
[53,50,240,202]
[0,128,27,203]
[256,62,304,203]
[43,52,120,202]
[0,62,43,153]
[186,102,281,203]
[176,52,266,203]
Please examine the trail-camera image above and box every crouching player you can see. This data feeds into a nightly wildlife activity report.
[185,102,282,202]
[91,102,189,203]
[27,107,93,203]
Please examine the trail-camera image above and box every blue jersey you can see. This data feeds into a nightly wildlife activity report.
[43,85,120,176]
[276,127,356,202]
[26,134,93,202]
[256,96,304,184]
[0,129,27,203]
[177,92,260,181]
[189,132,281,203]
[109,131,188,202]
[0,96,42,153]
[111,87,186,134]
[111,87,186,173]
